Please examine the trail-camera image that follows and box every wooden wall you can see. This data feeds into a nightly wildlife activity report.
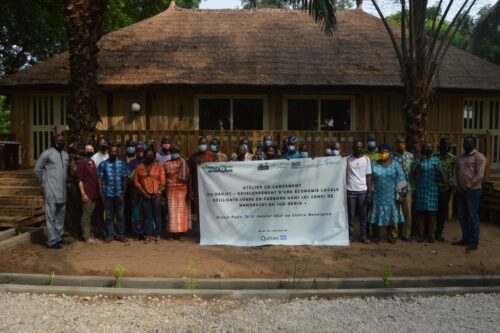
[7,87,478,167]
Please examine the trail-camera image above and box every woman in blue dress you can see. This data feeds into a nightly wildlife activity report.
[368,144,407,244]
[411,142,444,243]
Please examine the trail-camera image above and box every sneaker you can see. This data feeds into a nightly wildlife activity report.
[452,240,469,246]
[465,244,478,251]
[104,237,113,243]
[59,239,74,245]
[47,243,63,249]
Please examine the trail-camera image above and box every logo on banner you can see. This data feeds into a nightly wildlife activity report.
[201,164,234,174]
[257,163,270,171]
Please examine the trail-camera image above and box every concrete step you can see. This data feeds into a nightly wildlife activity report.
[0,179,40,187]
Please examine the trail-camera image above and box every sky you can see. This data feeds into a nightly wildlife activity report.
[200,0,496,19]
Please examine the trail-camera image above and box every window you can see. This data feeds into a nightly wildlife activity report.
[463,99,484,130]
[286,97,352,131]
[198,97,264,130]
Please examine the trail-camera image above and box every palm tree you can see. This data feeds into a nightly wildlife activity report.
[296,0,478,150]
[64,0,106,151]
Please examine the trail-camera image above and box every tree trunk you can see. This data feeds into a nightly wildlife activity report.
[64,0,106,152]
[404,92,429,154]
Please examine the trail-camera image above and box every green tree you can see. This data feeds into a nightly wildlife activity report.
[469,1,500,65]
[0,96,11,133]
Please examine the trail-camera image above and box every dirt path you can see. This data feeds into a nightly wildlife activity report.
[0,220,499,279]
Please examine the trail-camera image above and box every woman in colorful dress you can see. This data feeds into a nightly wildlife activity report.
[368,144,407,244]
[411,142,444,243]
[134,149,166,244]
[165,144,191,240]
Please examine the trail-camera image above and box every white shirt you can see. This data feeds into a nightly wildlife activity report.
[91,151,109,168]
[346,154,371,192]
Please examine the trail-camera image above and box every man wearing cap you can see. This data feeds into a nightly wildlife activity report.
[34,134,70,249]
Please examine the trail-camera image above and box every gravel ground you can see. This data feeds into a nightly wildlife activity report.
[0,292,498,333]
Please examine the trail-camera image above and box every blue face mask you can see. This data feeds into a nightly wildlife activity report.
[243,144,249,151]
[210,144,218,152]
[126,147,136,155]
[367,141,376,149]
[199,144,207,152]
[264,140,272,147]
[299,152,308,158]
[171,153,180,160]
[288,145,296,152]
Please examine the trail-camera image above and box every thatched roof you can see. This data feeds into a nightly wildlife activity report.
[1,7,500,91]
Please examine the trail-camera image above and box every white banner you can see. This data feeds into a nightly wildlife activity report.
[198,157,349,246]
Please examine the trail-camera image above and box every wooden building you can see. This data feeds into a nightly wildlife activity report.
[0,5,499,175]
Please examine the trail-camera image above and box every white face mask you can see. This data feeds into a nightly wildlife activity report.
[325,148,332,155]
[332,149,340,156]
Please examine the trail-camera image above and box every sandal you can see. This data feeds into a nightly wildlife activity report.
[144,237,151,244]
[155,236,160,244]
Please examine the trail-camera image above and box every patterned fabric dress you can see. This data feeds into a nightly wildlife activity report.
[368,161,407,226]
[165,159,191,233]
[412,157,442,212]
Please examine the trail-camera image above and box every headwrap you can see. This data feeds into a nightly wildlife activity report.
[136,141,146,152]
[378,143,391,152]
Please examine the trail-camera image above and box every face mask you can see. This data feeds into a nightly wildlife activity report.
[161,144,171,151]
[100,145,108,152]
[267,153,275,159]
[422,148,433,156]
[380,152,390,161]
[367,141,376,149]
[332,149,340,156]
[440,146,450,155]
[353,148,363,156]
[109,155,117,162]
[243,144,249,151]
[288,145,296,152]
[325,148,332,156]
[199,144,207,152]
[210,144,218,153]
[85,151,93,158]
[126,147,136,155]
[264,140,272,147]
[143,157,154,165]
[299,152,308,158]
[54,142,64,151]
[171,153,180,160]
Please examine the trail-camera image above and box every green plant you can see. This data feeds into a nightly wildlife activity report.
[114,265,125,288]
[48,271,55,286]
[381,266,392,288]
[184,260,198,290]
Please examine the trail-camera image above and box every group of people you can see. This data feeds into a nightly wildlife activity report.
[345,135,485,252]
[34,132,485,252]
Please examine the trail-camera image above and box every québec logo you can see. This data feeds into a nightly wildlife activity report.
[279,234,288,241]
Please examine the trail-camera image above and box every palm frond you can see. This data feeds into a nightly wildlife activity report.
[290,0,337,35]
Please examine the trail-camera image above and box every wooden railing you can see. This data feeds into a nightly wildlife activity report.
[78,130,489,162]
